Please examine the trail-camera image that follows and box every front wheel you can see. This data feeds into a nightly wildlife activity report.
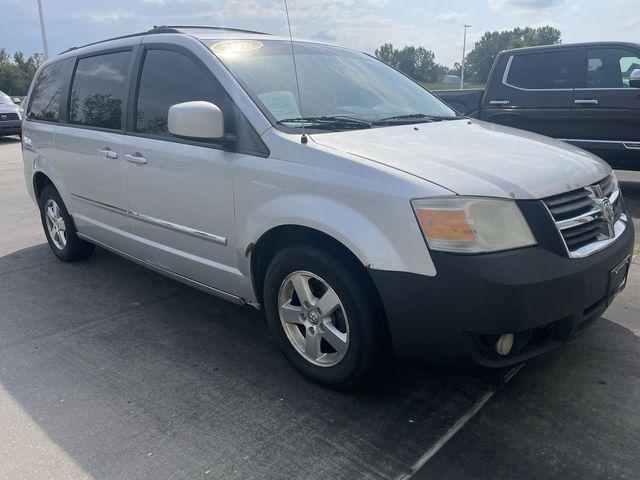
[264,245,386,389]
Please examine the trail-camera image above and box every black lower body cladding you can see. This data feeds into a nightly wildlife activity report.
[370,219,635,367]
[0,121,21,136]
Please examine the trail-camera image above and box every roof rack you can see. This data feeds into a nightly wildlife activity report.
[60,25,270,55]
[153,25,271,35]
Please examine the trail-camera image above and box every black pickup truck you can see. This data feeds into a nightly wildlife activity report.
[434,42,640,170]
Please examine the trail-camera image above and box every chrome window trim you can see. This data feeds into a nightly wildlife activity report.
[561,139,640,149]
[561,138,638,144]
[575,87,639,91]
[501,54,573,92]
[71,193,227,246]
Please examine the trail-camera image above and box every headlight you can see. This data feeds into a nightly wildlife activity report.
[412,197,536,253]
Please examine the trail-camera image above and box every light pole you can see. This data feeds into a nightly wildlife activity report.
[460,24,471,90]
[37,0,50,60]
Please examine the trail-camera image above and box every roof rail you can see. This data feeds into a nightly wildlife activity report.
[152,25,271,35]
[59,25,270,55]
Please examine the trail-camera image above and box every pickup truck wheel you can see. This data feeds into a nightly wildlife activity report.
[39,185,95,262]
[264,245,385,389]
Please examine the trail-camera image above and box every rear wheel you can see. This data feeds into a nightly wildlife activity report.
[39,185,95,262]
[264,245,386,389]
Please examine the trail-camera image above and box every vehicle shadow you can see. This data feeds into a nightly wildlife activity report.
[0,243,499,480]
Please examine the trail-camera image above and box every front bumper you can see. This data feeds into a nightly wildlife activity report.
[369,216,634,367]
[0,120,21,136]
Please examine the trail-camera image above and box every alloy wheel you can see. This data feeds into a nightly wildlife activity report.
[45,199,67,250]
[277,271,350,367]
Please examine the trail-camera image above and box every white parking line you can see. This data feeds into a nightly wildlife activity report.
[395,364,525,480]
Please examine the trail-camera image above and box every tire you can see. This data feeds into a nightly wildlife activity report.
[263,244,386,389]
[39,184,95,262]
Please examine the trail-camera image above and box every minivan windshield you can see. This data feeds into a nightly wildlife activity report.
[209,39,458,131]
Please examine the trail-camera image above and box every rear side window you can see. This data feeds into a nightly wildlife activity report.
[586,49,640,88]
[27,61,68,122]
[506,51,573,90]
[135,49,226,136]
[69,51,131,130]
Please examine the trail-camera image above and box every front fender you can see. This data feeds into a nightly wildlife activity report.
[238,194,436,278]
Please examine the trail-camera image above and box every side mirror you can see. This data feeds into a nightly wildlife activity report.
[630,69,640,88]
[13,98,21,105]
[168,101,225,140]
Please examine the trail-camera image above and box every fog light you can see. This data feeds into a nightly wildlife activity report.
[495,333,514,356]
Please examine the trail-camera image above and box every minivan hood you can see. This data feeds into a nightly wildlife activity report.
[310,120,610,199]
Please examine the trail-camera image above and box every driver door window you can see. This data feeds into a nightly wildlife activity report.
[135,49,230,137]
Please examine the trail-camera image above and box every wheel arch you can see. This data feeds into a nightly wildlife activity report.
[249,225,380,308]
[33,171,54,201]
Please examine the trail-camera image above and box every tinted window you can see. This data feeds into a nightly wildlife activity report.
[586,49,640,88]
[27,61,67,122]
[507,51,573,89]
[136,50,226,136]
[69,51,131,129]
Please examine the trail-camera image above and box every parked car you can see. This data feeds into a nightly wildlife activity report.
[0,90,23,137]
[435,42,640,171]
[441,74,460,85]
[22,27,634,388]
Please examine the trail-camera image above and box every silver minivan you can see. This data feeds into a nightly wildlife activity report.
[22,27,634,388]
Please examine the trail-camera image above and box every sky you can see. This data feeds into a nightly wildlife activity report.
[2,0,639,67]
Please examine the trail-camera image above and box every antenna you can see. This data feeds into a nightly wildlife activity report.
[283,0,308,144]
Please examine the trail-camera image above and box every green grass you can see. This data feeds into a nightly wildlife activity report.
[421,83,485,91]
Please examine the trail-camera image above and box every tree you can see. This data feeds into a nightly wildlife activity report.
[374,43,442,83]
[375,43,396,66]
[464,26,562,84]
[0,49,44,95]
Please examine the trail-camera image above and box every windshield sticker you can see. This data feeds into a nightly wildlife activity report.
[258,91,301,121]
[211,40,263,57]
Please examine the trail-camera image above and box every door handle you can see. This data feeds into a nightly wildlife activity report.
[125,153,148,165]
[98,147,118,159]
[574,99,599,105]
[490,100,510,105]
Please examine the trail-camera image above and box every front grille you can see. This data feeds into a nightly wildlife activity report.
[0,112,19,121]
[543,175,625,257]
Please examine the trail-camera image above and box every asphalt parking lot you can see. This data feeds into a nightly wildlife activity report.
[1,135,639,480]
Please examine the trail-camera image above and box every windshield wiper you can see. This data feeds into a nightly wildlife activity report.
[277,116,372,130]
[373,113,460,125]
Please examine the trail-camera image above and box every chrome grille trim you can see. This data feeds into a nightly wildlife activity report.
[542,175,627,258]
[0,112,19,121]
